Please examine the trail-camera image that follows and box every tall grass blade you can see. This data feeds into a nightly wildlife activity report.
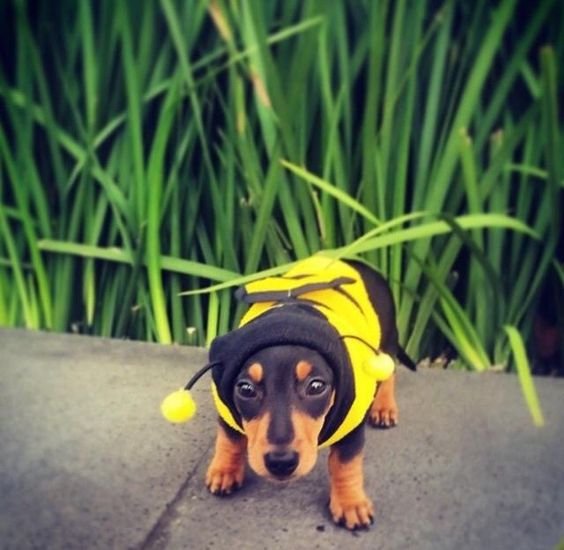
[504,325,545,427]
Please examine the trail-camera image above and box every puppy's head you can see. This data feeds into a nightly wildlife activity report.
[233,345,335,481]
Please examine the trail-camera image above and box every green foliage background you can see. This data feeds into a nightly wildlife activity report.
[0,0,562,383]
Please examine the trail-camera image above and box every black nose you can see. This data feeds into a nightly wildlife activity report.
[264,450,299,478]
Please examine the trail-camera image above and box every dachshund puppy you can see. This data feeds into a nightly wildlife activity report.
[203,256,415,530]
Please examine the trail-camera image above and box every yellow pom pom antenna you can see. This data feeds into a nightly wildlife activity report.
[340,335,398,382]
[161,361,219,424]
[161,389,197,423]
[363,353,395,381]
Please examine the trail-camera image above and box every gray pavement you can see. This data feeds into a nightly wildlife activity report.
[0,328,563,550]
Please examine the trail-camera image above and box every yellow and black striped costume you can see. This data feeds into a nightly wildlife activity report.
[210,256,396,448]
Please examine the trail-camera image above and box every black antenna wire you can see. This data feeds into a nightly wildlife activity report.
[184,361,221,390]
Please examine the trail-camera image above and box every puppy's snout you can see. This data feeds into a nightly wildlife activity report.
[264,450,299,478]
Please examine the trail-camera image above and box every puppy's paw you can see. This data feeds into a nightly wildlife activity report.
[205,462,245,496]
[368,396,398,429]
[329,493,374,530]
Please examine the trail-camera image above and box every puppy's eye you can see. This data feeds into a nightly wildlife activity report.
[305,379,327,396]
[236,381,258,399]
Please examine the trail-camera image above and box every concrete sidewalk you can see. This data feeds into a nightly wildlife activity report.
[0,328,563,550]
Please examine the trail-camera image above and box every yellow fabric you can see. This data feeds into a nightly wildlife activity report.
[212,255,394,447]
[242,271,351,295]
[211,381,243,433]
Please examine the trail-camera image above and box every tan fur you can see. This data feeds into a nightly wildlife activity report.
[369,373,398,427]
[242,413,271,477]
[243,392,335,481]
[295,360,312,381]
[285,410,325,477]
[328,449,374,529]
[243,410,322,479]
[205,425,247,494]
[247,362,263,383]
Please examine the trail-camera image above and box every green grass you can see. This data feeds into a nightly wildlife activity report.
[0,0,562,412]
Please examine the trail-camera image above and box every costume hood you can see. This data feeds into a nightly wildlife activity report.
[209,305,355,445]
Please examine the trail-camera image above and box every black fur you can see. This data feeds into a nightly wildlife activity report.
[349,260,416,371]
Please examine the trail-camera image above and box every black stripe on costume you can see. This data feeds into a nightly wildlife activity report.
[333,286,366,318]
[235,276,355,304]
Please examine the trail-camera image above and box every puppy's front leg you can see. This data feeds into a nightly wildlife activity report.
[206,420,247,496]
[369,372,398,428]
[328,425,374,530]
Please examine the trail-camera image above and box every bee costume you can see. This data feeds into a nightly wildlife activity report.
[162,256,405,448]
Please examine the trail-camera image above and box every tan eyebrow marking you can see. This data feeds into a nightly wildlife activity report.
[295,360,313,382]
[247,362,263,383]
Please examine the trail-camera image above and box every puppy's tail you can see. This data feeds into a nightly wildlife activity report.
[397,346,417,371]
